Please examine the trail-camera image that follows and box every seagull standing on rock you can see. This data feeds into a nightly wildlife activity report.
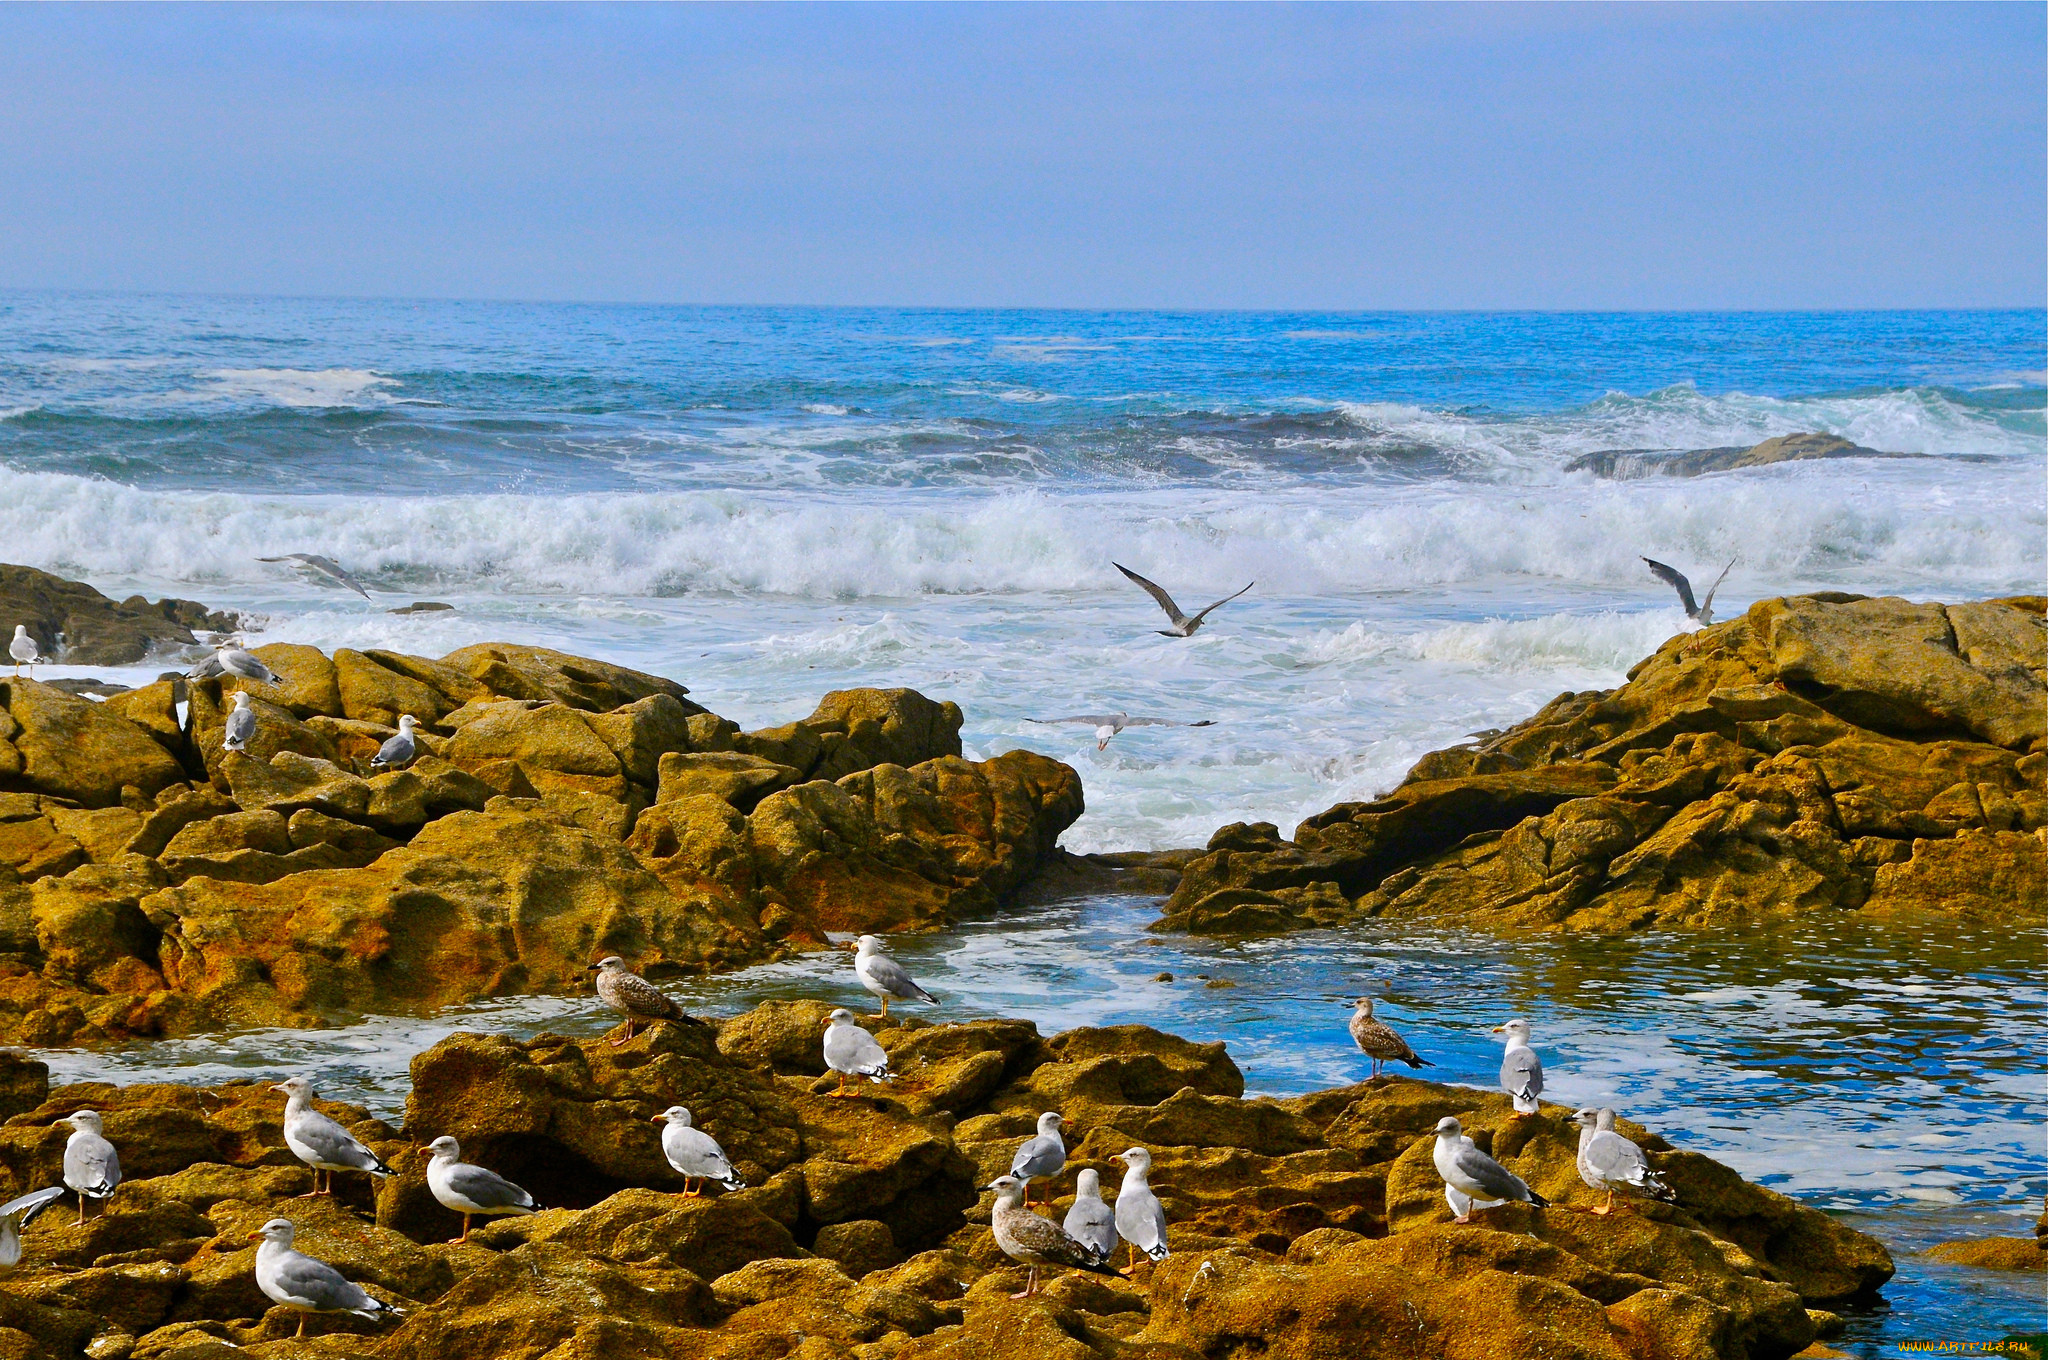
[423,1136,542,1241]
[1008,1112,1068,1208]
[9,625,38,676]
[1114,563,1255,638]
[1432,1117,1547,1224]
[654,1107,746,1196]
[1346,997,1433,1079]
[822,1008,894,1094]
[273,1077,393,1197]
[249,1218,405,1337]
[587,956,694,1044]
[1062,1168,1118,1260]
[1573,1108,1677,1215]
[1111,1146,1171,1274]
[190,644,278,686]
[222,691,259,753]
[853,934,936,1018]
[62,1111,120,1224]
[1494,1018,1545,1117]
[985,1173,1117,1298]
[370,714,419,773]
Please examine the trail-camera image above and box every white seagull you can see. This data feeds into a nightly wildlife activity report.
[1431,1117,1548,1224]
[1643,556,1735,627]
[1110,1146,1171,1274]
[1493,1018,1545,1117]
[249,1218,405,1337]
[423,1136,542,1241]
[654,1106,746,1196]
[273,1077,393,1197]
[1114,563,1255,638]
[821,1008,893,1094]
[258,553,374,600]
[1062,1167,1118,1260]
[9,625,38,676]
[1009,1111,1068,1208]
[0,1186,67,1273]
[188,644,278,686]
[853,934,936,1018]
[1572,1108,1677,1215]
[1027,711,1217,751]
[223,691,259,753]
[62,1110,120,1224]
[370,714,419,773]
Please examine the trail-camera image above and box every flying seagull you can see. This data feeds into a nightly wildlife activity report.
[1643,557,1735,626]
[1027,712,1217,750]
[259,554,373,600]
[1114,563,1254,638]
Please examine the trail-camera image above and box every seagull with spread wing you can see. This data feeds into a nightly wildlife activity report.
[1643,556,1735,626]
[259,554,373,600]
[1113,563,1254,638]
[1027,711,1216,751]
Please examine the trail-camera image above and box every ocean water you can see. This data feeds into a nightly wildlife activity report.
[4,295,2045,1344]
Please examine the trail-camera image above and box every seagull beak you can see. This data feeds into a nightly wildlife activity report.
[1110,1155,1125,1167]
[1490,1023,1506,1033]
[650,1115,667,1124]
[245,1230,263,1242]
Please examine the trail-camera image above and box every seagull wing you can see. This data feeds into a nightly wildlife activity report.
[0,1186,66,1231]
[1114,564,1188,626]
[1187,580,1255,626]
[1501,1047,1543,1102]
[1027,715,1125,727]
[1699,557,1736,615]
[224,707,258,749]
[1009,1133,1066,1180]
[264,1248,378,1313]
[301,555,373,600]
[1451,1143,1535,1202]
[863,955,935,1004]
[1642,558,1699,616]
[290,1110,391,1175]
[443,1162,538,1212]
[1118,716,1214,729]
[1003,1206,1110,1269]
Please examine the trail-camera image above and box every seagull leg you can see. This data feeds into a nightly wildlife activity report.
[1591,1188,1614,1217]
[876,995,890,1020]
[683,1178,701,1198]
[609,1020,634,1047]
[457,1213,472,1243]
[296,1314,308,1339]
[1010,1266,1039,1300]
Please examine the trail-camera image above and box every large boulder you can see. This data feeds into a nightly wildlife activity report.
[2,679,188,807]
[0,564,238,665]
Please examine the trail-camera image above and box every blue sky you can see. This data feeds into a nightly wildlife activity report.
[1,3,2041,309]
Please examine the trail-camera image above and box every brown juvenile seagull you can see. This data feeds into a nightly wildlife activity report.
[985,1173,1117,1298]
[1346,997,1434,1080]
[587,956,692,1044]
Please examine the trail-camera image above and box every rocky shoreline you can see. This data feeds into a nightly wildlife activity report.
[0,1004,1891,1360]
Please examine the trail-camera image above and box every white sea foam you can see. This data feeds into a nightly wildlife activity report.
[200,367,399,407]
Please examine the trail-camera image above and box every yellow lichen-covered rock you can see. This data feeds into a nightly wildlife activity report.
[441,642,700,714]
[334,647,459,727]
[2,679,188,808]
[656,751,802,812]
[1924,1235,2046,1271]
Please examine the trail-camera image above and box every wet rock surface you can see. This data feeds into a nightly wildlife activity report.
[1563,431,1919,479]
[0,1005,1892,1359]
[0,624,1081,1043]
[1161,594,2047,935]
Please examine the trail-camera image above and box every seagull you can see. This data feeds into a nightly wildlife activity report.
[853,934,936,1018]
[1431,1117,1548,1224]
[1643,557,1735,627]
[422,1136,542,1241]
[1026,711,1217,751]
[821,1008,893,1094]
[249,1218,406,1337]
[1009,1112,1068,1208]
[370,715,418,773]
[258,553,373,600]
[62,1111,120,1224]
[1572,1108,1677,1215]
[9,626,38,676]
[1345,997,1434,1080]
[1114,563,1254,638]
[189,644,278,686]
[273,1077,393,1197]
[0,1187,67,1273]
[1493,1019,1545,1117]
[1110,1146,1171,1274]
[1062,1168,1118,1260]
[587,956,693,1045]
[654,1107,746,1197]
[985,1173,1116,1298]
[223,691,259,754]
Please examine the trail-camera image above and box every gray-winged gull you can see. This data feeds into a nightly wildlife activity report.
[249,1217,405,1336]
[1111,1145,1171,1273]
[1644,556,1735,626]
[423,1135,542,1241]
[1026,711,1217,750]
[189,644,278,686]
[1009,1111,1067,1207]
[1113,563,1254,638]
[1494,1018,1544,1117]
[1432,1116,1547,1224]
[1346,997,1434,1079]
[62,1110,120,1224]
[258,553,373,600]
[822,1007,893,1094]
[9,625,38,676]
[370,714,418,772]
[985,1173,1115,1297]
[655,1106,746,1196]
[853,934,936,1017]
[223,691,259,753]
[1062,1167,1117,1259]
[273,1077,393,1196]
[0,1186,66,1272]
[587,956,693,1044]
[1573,1107,1676,1214]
